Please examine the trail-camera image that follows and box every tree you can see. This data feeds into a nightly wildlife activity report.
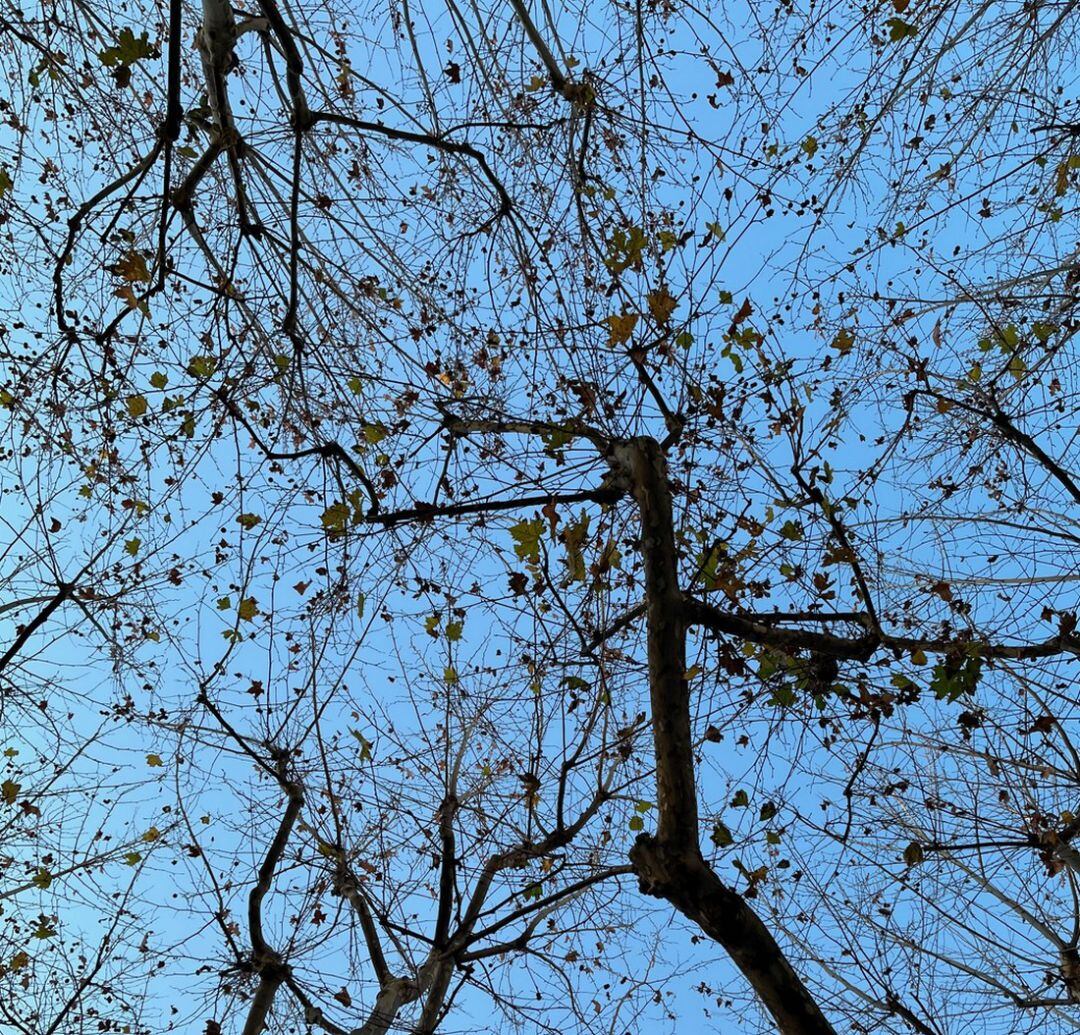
[1,0,1079,1032]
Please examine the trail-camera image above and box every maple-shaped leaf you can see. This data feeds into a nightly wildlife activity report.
[112,251,150,283]
[99,28,156,68]
[647,287,677,325]
[605,312,638,346]
[510,518,544,564]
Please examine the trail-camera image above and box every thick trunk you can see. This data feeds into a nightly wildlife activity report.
[613,437,836,1035]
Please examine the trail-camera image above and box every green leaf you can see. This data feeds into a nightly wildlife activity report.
[320,502,350,534]
[510,518,544,564]
[800,136,818,158]
[99,27,155,68]
[710,821,734,847]
[236,513,261,530]
[779,520,804,541]
[237,597,258,622]
[124,538,140,556]
[886,17,918,40]
[31,868,51,890]
[445,620,463,642]
[628,815,644,831]
[350,729,373,761]
[929,655,981,703]
[186,355,217,379]
[124,851,142,866]
[149,371,167,389]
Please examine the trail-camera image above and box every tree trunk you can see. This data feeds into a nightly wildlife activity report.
[613,437,837,1035]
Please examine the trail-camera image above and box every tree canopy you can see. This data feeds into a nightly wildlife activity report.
[0,0,1079,1033]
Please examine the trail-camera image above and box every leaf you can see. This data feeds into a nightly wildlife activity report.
[928,580,953,602]
[125,395,148,418]
[634,800,654,813]
[603,225,648,274]
[605,312,638,346]
[112,251,150,283]
[731,297,753,325]
[237,597,259,622]
[31,868,51,889]
[9,950,29,971]
[509,517,544,564]
[320,502,350,534]
[830,328,855,354]
[124,538,140,556]
[186,355,217,379]
[628,815,644,831]
[356,593,366,620]
[99,27,155,68]
[362,423,387,444]
[0,168,12,197]
[929,655,981,703]
[522,882,542,900]
[759,801,777,821]
[710,821,734,847]
[731,789,750,808]
[443,666,458,686]
[560,512,590,582]
[646,287,677,325]
[779,520,804,541]
[149,371,167,389]
[332,987,353,1008]
[886,17,918,40]
[350,730,373,761]
[445,620,463,642]
[142,826,161,842]
[236,513,261,530]
[800,136,818,158]
[903,841,924,866]
[32,919,57,939]
[2,779,21,804]
[124,851,142,866]
[146,753,163,767]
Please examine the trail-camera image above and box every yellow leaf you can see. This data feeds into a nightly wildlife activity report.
[142,826,161,842]
[237,597,259,622]
[647,288,677,325]
[146,753,163,767]
[125,394,148,417]
[605,312,638,346]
